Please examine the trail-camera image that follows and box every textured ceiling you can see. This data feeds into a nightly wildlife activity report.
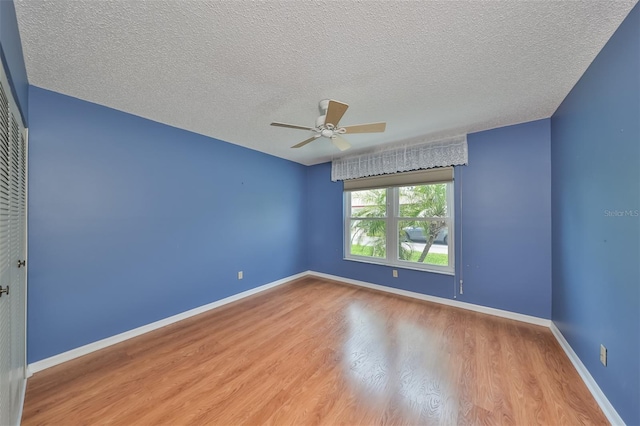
[15,0,637,165]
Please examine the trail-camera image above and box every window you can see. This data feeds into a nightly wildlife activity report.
[344,170,454,274]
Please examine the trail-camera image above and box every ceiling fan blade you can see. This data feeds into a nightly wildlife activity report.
[271,122,315,131]
[291,135,320,149]
[342,122,387,134]
[331,135,351,151]
[324,100,349,127]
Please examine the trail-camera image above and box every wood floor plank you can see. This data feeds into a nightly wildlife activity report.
[22,277,608,425]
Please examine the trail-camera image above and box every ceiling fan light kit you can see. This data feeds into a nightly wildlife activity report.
[271,99,386,152]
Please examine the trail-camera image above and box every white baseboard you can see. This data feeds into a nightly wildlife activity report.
[308,271,551,327]
[27,271,308,375]
[26,269,622,426]
[550,322,625,425]
[28,269,549,376]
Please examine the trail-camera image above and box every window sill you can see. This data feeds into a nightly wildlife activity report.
[343,256,455,276]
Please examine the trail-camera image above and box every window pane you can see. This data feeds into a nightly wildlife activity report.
[398,220,449,266]
[399,184,448,218]
[350,219,386,258]
[344,180,453,273]
[350,189,387,217]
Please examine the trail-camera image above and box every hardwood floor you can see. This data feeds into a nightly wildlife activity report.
[22,277,608,425]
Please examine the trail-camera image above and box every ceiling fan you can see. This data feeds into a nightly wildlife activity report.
[271,99,386,151]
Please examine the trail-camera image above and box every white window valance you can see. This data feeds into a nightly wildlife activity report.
[331,134,468,182]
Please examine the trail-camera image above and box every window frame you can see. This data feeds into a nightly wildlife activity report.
[344,182,455,275]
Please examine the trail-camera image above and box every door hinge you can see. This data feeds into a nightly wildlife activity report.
[0,286,8,297]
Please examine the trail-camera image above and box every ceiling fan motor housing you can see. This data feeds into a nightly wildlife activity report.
[321,128,334,138]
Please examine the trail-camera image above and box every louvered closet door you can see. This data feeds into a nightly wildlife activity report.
[12,128,26,422]
[0,75,12,426]
[8,110,26,424]
[0,64,27,426]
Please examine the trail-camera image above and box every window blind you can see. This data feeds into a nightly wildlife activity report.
[343,167,453,191]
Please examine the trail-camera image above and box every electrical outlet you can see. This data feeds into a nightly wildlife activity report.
[238,271,243,280]
[392,269,398,278]
[600,344,607,366]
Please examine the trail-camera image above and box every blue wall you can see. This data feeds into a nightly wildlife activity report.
[550,3,639,424]
[28,86,307,363]
[0,0,28,123]
[307,119,552,318]
[462,120,551,318]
